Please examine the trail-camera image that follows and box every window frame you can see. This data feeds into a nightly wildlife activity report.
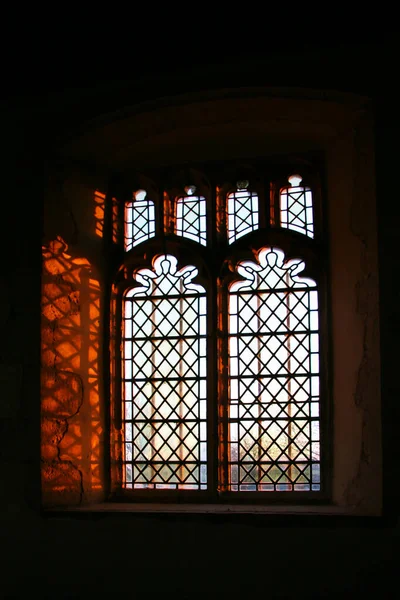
[107,159,331,504]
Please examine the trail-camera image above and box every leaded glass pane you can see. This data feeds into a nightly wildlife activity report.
[280,175,314,238]
[227,188,259,244]
[125,192,156,251]
[176,194,206,246]
[227,248,320,492]
[122,255,207,490]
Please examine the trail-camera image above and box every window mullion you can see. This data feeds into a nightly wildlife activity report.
[217,274,229,493]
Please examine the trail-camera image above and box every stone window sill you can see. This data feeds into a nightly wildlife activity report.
[42,503,386,525]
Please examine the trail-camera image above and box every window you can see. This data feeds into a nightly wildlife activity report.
[111,164,326,501]
[124,189,156,250]
[40,89,381,515]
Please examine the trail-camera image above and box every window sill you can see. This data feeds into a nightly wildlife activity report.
[42,503,385,525]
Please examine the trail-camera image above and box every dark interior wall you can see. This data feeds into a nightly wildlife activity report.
[1,37,399,598]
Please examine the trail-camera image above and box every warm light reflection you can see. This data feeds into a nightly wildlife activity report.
[41,236,102,504]
[94,190,118,242]
[112,196,118,244]
[94,190,106,238]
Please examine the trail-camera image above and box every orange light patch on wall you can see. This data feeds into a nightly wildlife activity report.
[41,236,103,505]
[94,190,106,238]
[86,277,102,490]
[112,196,118,243]
[94,190,119,244]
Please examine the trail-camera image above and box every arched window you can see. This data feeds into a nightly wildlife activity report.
[122,255,207,490]
[227,248,320,492]
[111,162,326,500]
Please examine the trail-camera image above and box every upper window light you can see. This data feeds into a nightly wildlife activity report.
[125,189,156,251]
[280,175,314,238]
[227,180,259,244]
[175,185,207,246]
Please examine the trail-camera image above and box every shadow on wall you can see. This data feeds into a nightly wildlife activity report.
[41,236,102,505]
